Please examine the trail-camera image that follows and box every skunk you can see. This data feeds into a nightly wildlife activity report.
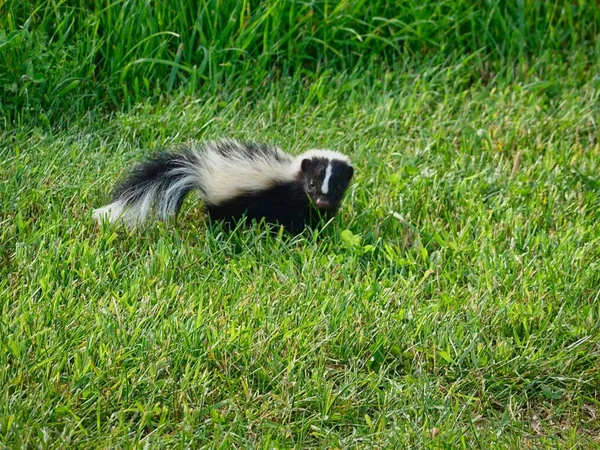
[93,140,354,234]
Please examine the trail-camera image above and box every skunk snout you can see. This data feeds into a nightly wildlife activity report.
[315,196,331,210]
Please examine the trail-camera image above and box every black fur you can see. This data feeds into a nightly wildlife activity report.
[207,181,314,234]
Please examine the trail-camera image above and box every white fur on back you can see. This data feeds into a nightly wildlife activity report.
[196,141,297,205]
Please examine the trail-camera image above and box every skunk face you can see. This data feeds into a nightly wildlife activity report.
[300,156,354,214]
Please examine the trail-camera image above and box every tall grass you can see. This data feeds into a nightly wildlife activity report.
[1,0,599,124]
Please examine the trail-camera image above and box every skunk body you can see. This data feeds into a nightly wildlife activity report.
[93,140,353,233]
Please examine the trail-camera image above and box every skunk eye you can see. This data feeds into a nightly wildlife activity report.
[310,181,315,188]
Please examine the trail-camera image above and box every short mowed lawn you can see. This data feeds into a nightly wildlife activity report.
[2,1,600,448]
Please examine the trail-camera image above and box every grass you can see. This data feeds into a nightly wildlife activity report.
[2,0,599,124]
[2,0,600,447]
[2,58,599,447]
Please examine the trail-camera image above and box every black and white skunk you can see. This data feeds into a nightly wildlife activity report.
[93,140,354,234]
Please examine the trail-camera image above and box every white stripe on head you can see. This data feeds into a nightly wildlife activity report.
[321,163,333,194]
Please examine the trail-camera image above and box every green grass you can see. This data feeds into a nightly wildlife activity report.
[2,0,599,124]
[2,57,600,447]
[2,0,600,447]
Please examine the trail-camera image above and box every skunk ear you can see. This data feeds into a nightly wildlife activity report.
[347,165,354,179]
[301,158,312,173]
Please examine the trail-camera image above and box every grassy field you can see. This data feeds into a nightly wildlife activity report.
[2,1,600,448]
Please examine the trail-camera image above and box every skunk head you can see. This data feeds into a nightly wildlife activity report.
[298,150,354,215]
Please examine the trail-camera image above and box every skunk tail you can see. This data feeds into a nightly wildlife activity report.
[93,150,203,225]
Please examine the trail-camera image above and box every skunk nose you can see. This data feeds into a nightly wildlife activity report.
[316,197,330,210]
